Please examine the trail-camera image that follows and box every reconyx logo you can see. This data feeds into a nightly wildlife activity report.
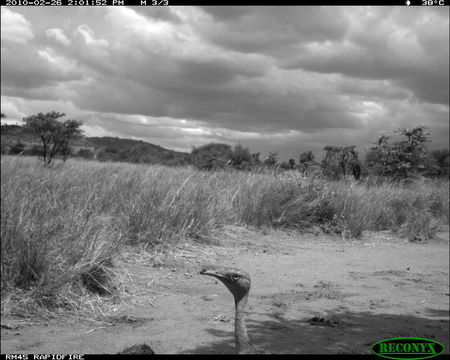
[371,337,445,360]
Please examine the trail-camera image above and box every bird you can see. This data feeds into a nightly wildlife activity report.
[118,343,155,354]
[200,264,264,354]
[117,265,261,354]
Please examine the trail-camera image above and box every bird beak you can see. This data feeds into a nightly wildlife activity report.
[200,265,226,280]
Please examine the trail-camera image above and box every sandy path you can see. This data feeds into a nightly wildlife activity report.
[1,227,449,354]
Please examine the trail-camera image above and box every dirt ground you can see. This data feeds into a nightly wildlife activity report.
[1,226,449,354]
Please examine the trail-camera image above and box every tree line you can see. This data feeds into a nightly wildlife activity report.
[1,111,448,180]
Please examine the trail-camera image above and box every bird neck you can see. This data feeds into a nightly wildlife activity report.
[234,294,253,354]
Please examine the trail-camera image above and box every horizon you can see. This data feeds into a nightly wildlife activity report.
[2,119,445,162]
[1,6,449,161]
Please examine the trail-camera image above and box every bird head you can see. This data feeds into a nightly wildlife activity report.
[200,265,251,301]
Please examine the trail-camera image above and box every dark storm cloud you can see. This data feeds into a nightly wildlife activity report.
[198,7,348,55]
[336,78,411,102]
[1,8,82,91]
[165,82,361,133]
[1,6,448,159]
[289,47,449,105]
[1,48,80,90]
[284,8,449,106]
[174,57,264,86]
[200,7,254,21]
[133,7,183,23]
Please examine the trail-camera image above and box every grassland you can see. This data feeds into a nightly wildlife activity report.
[1,155,448,317]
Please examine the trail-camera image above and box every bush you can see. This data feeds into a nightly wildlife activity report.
[1,142,10,154]
[23,144,44,157]
[9,141,25,155]
[76,148,94,160]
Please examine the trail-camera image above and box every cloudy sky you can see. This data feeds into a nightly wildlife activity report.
[1,6,449,160]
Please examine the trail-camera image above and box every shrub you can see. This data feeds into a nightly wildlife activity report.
[23,144,44,157]
[9,141,25,155]
[76,148,94,160]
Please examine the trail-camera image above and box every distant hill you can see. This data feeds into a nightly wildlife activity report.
[85,136,193,165]
[1,124,39,142]
[85,136,177,153]
[1,125,193,166]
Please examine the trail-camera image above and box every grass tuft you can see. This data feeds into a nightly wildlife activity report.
[1,156,448,316]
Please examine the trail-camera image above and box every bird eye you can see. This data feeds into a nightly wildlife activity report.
[232,275,240,281]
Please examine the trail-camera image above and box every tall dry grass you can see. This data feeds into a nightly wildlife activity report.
[1,156,448,315]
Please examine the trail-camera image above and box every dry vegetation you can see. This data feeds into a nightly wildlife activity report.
[1,155,448,318]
